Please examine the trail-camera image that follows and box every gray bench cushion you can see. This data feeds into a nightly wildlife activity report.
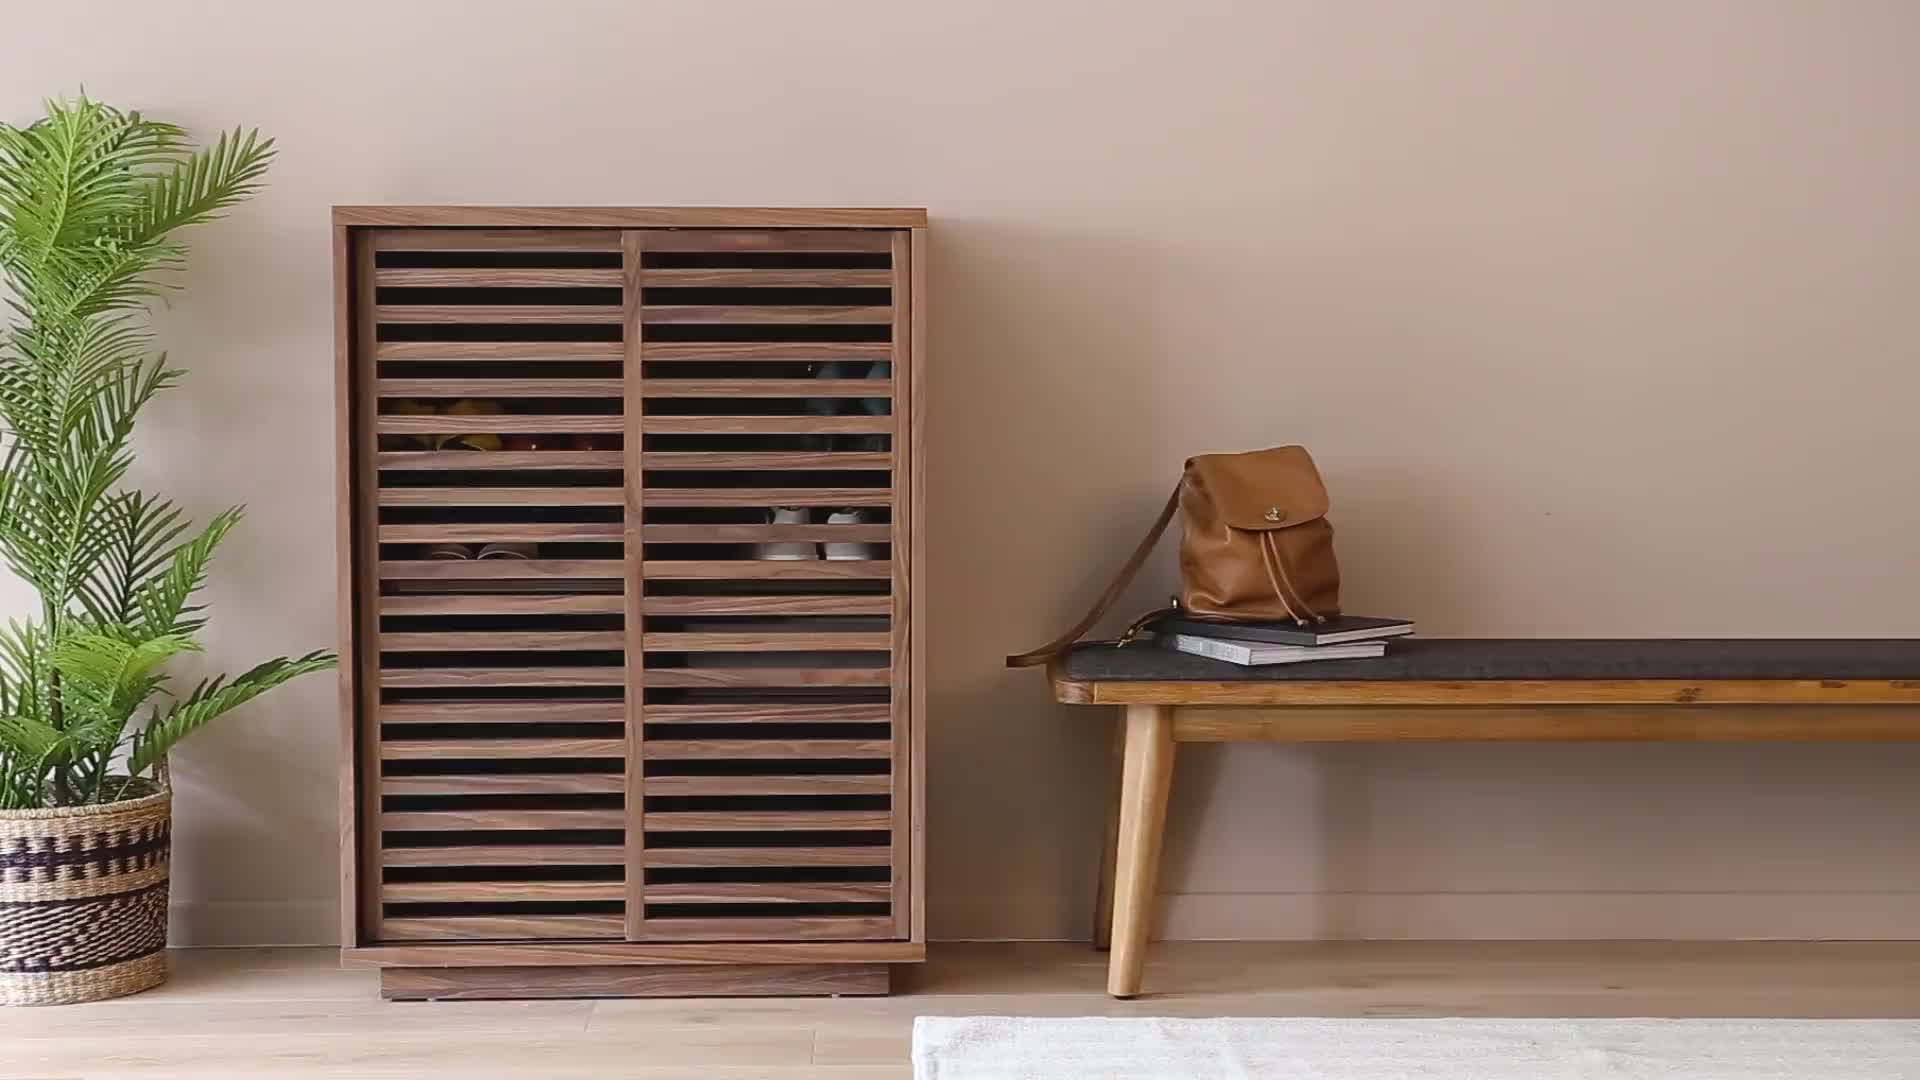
[1058,639,1920,682]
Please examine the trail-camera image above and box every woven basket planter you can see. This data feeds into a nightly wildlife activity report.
[0,782,171,1006]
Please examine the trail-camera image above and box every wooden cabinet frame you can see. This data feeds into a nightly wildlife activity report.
[334,207,927,998]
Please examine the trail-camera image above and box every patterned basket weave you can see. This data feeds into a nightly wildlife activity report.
[0,781,171,1006]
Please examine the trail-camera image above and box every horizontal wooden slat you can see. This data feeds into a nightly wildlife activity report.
[642,774,890,796]
[640,668,891,689]
[642,305,889,325]
[641,488,889,508]
[641,341,892,362]
[382,630,626,651]
[642,703,891,724]
[390,965,889,998]
[378,414,623,434]
[380,522,624,543]
[369,229,623,252]
[380,450,624,471]
[384,881,626,903]
[380,595,624,616]
[381,960,897,996]
[381,573,619,593]
[380,701,622,724]
[640,416,889,435]
[343,939,925,967]
[379,560,625,580]
[642,267,891,287]
[641,559,890,579]
[640,451,888,471]
[643,810,892,830]
[377,341,623,362]
[384,845,624,867]
[377,378,624,398]
[381,773,625,796]
[380,667,626,689]
[378,305,623,324]
[642,379,890,398]
[382,808,625,830]
[633,915,896,941]
[382,575,621,593]
[377,266,623,287]
[382,966,898,995]
[644,738,891,760]
[342,207,922,228]
[641,846,890,868]
[378,915,625,941]
[641,882,889,904]
[642,632,889,652]
[641,523,890,543]
[640,594,890,616]
[638,229,895,253]
[382,575,617,593]
[380,487,623,507]
[382,737,624,759]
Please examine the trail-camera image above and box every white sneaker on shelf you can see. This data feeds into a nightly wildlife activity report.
[756,507,817,560]
[823,508,880,560]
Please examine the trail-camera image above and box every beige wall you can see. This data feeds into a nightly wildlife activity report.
[4,0,1919,945]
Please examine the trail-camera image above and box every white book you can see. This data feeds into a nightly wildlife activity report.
[1163,633,1389,667]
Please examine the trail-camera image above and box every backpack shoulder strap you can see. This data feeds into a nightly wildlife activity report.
[1005,484,1181,668]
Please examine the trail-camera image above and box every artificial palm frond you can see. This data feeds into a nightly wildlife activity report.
[0,712,63,761]
[0,620,51,709]
[72,127,277,318]
[0,95,330,809]
[131,506,242,637]
[0,99,141,268]
[127,651,334,776]
[74,491,192,626]
[51,631,200,724]
[122,127,275,246]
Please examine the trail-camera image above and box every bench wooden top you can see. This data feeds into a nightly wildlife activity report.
[1051,639,1920,706]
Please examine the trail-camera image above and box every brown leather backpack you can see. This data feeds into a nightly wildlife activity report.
[1006,446,1341,667]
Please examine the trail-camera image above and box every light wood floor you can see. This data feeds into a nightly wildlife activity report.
[5,942,1919,1079]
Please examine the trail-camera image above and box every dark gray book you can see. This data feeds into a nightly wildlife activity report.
[1150,614,1414,646]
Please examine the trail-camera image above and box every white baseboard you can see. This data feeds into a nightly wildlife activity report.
[169,901,340,947]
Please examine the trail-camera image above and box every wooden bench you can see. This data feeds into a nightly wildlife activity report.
[1048,639,1920,997]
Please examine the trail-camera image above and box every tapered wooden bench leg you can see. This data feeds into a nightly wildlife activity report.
[1092,718,1124,951]
[1108,703,1176,998]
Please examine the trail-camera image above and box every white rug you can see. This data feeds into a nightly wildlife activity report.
[912,1016,1920,1079]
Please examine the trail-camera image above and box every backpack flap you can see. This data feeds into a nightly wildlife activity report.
[1184,445,1329,531]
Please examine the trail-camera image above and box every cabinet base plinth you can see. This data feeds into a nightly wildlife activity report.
[380,962,893,1001]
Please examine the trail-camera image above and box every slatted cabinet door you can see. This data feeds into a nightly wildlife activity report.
[358,228,633,942]
[629,229,913,942]
[343,211,924,978]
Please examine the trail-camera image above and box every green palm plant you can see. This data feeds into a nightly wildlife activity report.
[0,95,335,809]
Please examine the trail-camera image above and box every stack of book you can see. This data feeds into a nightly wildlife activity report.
[1152,613,1413,666]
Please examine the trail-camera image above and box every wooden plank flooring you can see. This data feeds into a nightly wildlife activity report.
[5,942,1920,1078]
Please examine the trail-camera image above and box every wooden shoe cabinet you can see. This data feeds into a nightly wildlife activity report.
[331,207,927,999]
